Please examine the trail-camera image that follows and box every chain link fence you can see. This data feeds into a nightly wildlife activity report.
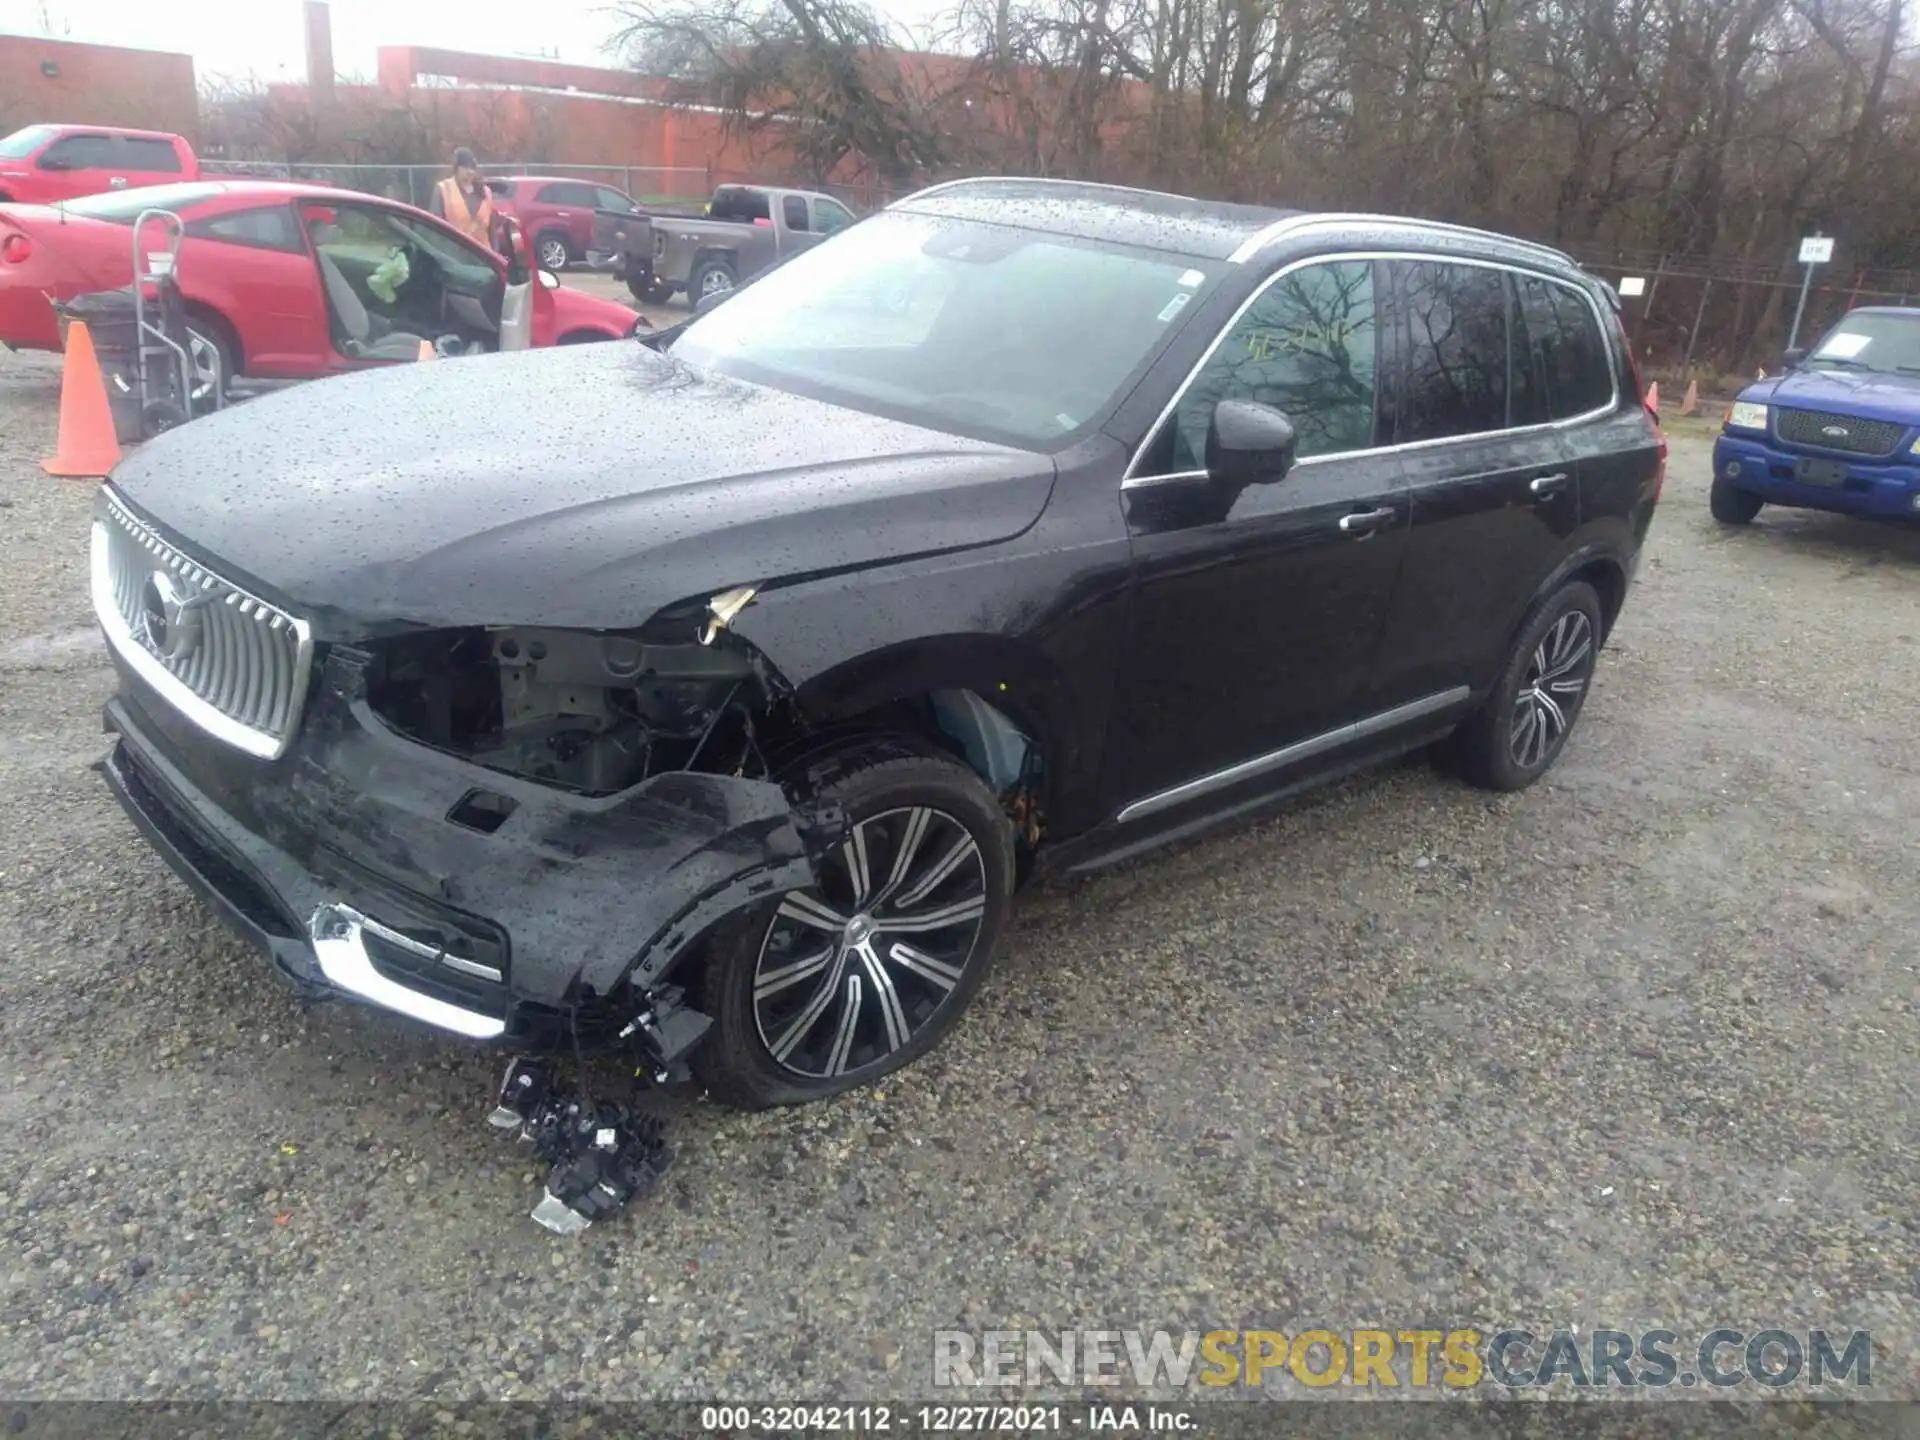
[1567,243,1920,387]
[200,161,718,210]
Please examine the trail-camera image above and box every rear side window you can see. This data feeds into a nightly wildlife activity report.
[121,137,183,173]
[1547,283,1615,416]
[40,133,118,169]
[710,187,770,223]
[1169,259,1379,468]
[1509,275,1556,427]
[1509,274,1615,420]
[782,194,810,231]
[1390,260,1509,442]
[593,186,636,212]
[189,205,303,253]
[535,182,596,206]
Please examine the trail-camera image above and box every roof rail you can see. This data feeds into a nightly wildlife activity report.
[1228,212,1575,267]
[893,175,1218,209]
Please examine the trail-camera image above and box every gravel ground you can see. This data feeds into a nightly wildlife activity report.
[0,353,1913,1406]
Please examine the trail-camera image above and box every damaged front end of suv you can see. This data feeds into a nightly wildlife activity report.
[99,489,841,1062]
[89,321,1059,1231]
[95,494,859,1229]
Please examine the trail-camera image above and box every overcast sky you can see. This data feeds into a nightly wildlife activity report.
[0,0,947,85]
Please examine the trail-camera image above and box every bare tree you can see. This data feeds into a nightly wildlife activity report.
[610,0,949,184]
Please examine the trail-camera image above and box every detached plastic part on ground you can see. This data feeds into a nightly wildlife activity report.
[487,1051,680,1235]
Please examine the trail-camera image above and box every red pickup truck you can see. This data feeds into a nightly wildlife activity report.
[0,124,199,205]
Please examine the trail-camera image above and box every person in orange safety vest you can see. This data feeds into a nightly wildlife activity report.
[429,147,496,248]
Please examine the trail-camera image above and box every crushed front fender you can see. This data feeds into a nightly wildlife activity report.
[101,645,832,1044]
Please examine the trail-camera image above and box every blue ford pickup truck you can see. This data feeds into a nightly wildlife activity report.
[1712,306,1920,524]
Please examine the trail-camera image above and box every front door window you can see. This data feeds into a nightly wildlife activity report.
[1166,260,1379,472]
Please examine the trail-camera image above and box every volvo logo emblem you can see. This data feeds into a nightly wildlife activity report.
[140,570,203,663]
[1821,424,1850,437]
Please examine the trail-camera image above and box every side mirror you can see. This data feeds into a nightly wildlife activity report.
[1782,347,1807,367]
[36,155,71,172]
[1206,400,1298,488]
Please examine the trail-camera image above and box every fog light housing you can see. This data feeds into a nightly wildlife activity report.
[1910,493,1920,511]
[1725,461,1742,479]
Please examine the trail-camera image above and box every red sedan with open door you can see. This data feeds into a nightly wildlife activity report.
[0,180,643,386]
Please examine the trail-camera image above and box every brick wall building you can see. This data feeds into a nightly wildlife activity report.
[0,35,197,140]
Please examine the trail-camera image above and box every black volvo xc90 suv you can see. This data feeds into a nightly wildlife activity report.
[95,178,1663,1109]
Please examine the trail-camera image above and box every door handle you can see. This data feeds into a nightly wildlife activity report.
[108,176,128,189]
[1338,506,1396,536]
[1530,472,1571,497]
[555,210,571,217]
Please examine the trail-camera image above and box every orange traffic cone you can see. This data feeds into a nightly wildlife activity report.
[1680,378,1700,416]
[41,319,122,478]
[417,339,435,362]
[1646,380,1660,415]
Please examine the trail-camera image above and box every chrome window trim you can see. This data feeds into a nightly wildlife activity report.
[1116,686,1472,823]
[92,486,313,761]
[1120,250,1621,490]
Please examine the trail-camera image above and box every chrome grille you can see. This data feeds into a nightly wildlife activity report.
[91,487,312,759]
[1775,408,1907,457]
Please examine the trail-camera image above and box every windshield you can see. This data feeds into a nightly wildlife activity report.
[1806,311,1920,374]
[0,125,54,159]
[58,183,226,222]
[669,211,1222,447]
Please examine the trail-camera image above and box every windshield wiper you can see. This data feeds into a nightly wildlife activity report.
[1810,355,1871,369]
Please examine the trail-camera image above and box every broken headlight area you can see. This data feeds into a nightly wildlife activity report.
[361,622,804,796]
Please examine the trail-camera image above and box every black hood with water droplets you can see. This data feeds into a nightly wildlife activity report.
[110,342,1056,638]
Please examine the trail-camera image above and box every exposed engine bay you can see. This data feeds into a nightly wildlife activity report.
[364,622,798,795]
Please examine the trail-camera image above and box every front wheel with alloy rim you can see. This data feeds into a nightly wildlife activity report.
[692,738,1015,1109]
[1442,580,1603,792]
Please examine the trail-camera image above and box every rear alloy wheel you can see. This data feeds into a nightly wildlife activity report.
[1443,580,1602,792]
[692,256,736,301]
[693,739,1014,1109]
[1710,474,1764,524]
[536,233,572,271]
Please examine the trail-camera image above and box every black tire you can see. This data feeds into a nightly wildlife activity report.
[534,231,572,272]
[1710,475,1764,525]
[691,735,1015,1110]
[643,279,676,306]
[690,255,736,303]
[1443,580,1603,793]
[141,400,189,437]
